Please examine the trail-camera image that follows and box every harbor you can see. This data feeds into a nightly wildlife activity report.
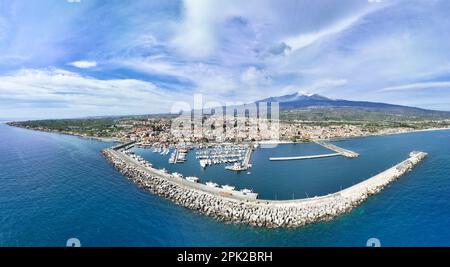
[103,140,428,228]
[129,139,417,200]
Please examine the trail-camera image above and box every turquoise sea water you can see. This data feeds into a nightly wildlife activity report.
[1,123,450,246]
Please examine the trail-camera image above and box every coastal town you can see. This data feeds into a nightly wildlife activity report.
[9,116,450,148]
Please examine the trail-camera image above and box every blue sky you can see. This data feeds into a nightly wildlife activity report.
[0,0,450,119]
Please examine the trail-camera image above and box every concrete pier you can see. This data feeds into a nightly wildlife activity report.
[242,145,253,168]
[102,145,427,228]
[314,140,359,158]
[269,140,358,162]
[270,153,340,161]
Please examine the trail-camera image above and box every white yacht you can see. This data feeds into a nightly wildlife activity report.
[241,188,252,194]
[221,185,235,191]
[200,160,207,168]
[205,182,219,188]
[172,172,183,178]
[185,176,199,183]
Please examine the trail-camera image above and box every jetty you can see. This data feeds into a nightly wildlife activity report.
[270,153,340,161]
[314,140,359,158]
[270,140,358,161]
[242,145,253,168]
[103,143,427,228]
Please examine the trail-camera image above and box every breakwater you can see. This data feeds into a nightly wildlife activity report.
[102,148,427,228]
[270,153,341,161]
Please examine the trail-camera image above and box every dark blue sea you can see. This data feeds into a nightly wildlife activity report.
[1,123,450,246]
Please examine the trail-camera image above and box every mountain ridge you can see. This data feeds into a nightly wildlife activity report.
[248,91,450,121]
[253,91,448,114]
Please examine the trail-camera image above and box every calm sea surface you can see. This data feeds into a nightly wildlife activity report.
[1,123,450,246]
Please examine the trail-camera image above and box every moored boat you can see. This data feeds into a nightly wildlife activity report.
[185,176,199,183]
[221,185,235,191]
[206,181,219,188]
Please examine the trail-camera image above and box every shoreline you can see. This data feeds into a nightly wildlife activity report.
[259,126,450,145]
[5,123,122,143]
[103,146,428,228]
[6,121,450,147]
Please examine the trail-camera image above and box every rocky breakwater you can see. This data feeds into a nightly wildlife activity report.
[102,148,427,228]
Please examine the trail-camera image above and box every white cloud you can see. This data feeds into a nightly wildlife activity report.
[117,58,239,96]
[240,66,271,87]
[170,0,220,58]
[118,59,192,80]
[0,68,187,117]
[4,0,450,114]
[380,81,450,92]
[67,60,97,69]
[162,0,389,103]
[283,7,379,52]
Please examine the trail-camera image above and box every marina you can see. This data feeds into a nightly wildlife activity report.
[118,144,258,200]
[129,138,402,200]
[103,141,428,227]
[195,144,252,170]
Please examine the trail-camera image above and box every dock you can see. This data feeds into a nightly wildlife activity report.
[270,140,359,161]
[270,153,340,161]
[314,140,359,158]
[225,144,253,171]
[242,145,253,168]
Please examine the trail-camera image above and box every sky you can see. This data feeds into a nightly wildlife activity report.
[0,0,450,119]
